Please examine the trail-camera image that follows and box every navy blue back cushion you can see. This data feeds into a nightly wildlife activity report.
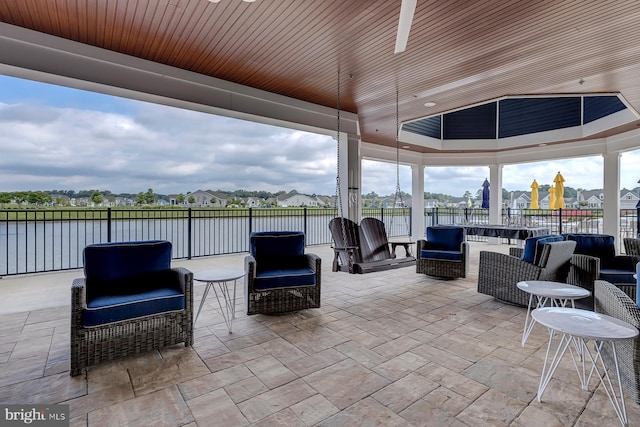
[250,231,305,258]
[565,233,616,265]
[84,240,172,281]
[521,234,564,264]
[426,226,465,252]
[250,231,307,271]
[83,240,174,299]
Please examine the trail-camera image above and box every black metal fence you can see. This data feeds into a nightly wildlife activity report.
[0,206,638,276]
[424,207,639,243]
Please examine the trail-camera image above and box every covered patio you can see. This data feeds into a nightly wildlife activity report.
[1,242,637,426]
[2,3,640,425]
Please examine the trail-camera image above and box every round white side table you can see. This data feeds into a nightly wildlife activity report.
[516,280,590,346]
[194,268,245,333]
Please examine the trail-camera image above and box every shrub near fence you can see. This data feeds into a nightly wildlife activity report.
[0,207,637,276]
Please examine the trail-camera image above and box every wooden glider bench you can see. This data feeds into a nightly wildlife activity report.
[328,217,416,274]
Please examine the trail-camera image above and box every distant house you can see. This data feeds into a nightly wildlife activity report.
[168,194,183,206]
[276,192,323,207]
[245,197,262,207]
[506,191,531,209]
[184,190,226,207]
[620,189,639,209]
[424,199,439,208]
[577,190,604,209]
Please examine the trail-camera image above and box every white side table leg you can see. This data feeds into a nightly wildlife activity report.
[211,279,237,333]
[538,329,573,401]
[585,341,630,426]
[195,282,213,324]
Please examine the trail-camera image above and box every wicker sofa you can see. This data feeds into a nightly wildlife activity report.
[594,279,640,404]
[245,231,321,315]
[70,240,193,376]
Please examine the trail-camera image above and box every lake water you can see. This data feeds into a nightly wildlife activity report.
[0,214,411,275]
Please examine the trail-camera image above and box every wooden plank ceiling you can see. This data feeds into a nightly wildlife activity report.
[1,0,640,153]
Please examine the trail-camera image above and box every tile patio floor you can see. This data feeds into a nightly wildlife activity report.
[1,242,639,426]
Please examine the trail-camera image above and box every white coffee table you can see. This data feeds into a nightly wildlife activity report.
[533,307,638,426]
[516,280,591,346]
[194,268,245,333]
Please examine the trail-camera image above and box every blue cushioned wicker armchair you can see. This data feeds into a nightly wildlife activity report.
[417,226,468,278]
[245,231,321,315]
[70,240,193,376]
[566,233,639,300]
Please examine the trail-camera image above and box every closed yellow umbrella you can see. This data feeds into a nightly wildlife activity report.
[548,186,556,210]
[529,179,539,209]
[554,171,566,209]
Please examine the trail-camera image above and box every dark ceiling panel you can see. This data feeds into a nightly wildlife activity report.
[499,98,581,138]
[584,96,627,124]
[444,103,497,140]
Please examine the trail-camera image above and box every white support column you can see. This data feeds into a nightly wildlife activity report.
[411,165,425,241]
[489,164,503,224]
[346,134,362,222]
[337,131,350,220]
[488,164,503,245]
[602,152,621,249]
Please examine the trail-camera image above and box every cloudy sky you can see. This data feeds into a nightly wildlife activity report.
[1,74,639,198]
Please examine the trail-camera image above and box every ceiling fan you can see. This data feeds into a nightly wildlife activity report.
[394,0,417,54]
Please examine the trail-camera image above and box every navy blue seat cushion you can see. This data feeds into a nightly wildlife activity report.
[82,240,185,326]
[254,267,316,290]
[84,285,184,327]
[419,249,463,261]
[250,231,316,290]
[599,269,636,284]
[521,234,564,264]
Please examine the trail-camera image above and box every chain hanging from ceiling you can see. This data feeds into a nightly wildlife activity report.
[334,69,350,256]
[391,87,411,238]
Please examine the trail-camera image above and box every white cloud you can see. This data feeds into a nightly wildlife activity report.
[1,79,640,197]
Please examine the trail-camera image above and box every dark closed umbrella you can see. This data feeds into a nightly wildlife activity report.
[481,178,490,209]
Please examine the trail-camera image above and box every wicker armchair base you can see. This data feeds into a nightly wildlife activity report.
[594,280,640,404]
[246,285,321,315]
[416,258,466,279]
[70,267,194,377]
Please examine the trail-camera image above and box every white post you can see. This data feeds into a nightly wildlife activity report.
[488,164,503,244]
[412,165,425,241]
[346,134,362,222]
[602,152,621,251]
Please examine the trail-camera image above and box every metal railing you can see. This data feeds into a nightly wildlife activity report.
[1,206,637,276]
[0,207,411,276]
[424,206,639,245]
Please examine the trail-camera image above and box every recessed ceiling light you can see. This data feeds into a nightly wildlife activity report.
[538,143,547,147]
[424,102,436,107]
[402,145,411,149]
